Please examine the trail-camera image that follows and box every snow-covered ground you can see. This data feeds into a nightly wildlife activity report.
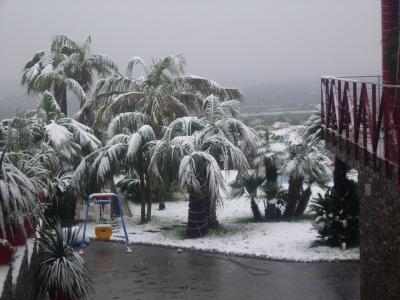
[84,123,359,262]
[85,170,358,262]
[85,194,359,262]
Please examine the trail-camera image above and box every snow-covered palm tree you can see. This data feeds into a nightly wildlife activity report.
[304,107,321,144]
[283,143,330,217]
[73,121,155,223]
[83,55,241,137]
[22,35,118,114]
[0,149,40,238]
[150,128,250,236]
[161,96,260,225]
[22,50,86,115]
[51,35,119,92]
[1,91,101,223]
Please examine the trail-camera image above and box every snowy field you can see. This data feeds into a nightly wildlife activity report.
[84,123,359,262]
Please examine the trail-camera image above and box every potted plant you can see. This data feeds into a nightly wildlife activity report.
[0,239,13,265]
[37,219,92,300]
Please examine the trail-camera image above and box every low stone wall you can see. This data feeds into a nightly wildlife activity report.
[0,240,38,300]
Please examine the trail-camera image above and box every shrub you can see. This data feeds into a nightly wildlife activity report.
[311,181,359,247]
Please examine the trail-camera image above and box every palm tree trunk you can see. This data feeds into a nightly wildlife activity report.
[139,173,146,224]
[285,176,303,217]
[187,165,209,238]
[186,189,209,238]
[209,200,219,228]
[265,162,278,183]
[250,196,262,221]
[265,200,277,219]
[145,174,153,221]
[294,185,312,216]
[333,158,348,190]
[55,84,68,116]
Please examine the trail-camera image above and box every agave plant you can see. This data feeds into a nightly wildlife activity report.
[37,219,92,300]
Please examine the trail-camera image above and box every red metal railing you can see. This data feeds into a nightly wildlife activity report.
[321,76,400,181]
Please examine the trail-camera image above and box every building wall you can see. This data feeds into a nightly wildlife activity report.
[358,169,400,300]
[329,145,400,300]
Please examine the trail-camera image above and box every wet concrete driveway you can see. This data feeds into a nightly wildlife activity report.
[85,241,360,300]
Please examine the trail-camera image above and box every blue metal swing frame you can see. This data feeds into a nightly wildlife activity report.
[80,193,132,253]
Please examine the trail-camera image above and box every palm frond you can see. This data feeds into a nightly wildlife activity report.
[108,112,148,136]
[126,56,147,78]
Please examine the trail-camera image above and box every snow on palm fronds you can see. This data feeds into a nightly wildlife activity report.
[72,124,155,194]
[62,119,101,152]
[182,75,242,101]
[37,220,92,300]
[86,54,243,132]
[23,34,119,113]
[108,112,148,136]
[163,117,205,139]
[126,125,155,162]
[0,151,39,237]
[179,151,226,206]
[200,95,261,156]
[304,107,321,144]
[283,143,331,185]
[37,91,63,122]
[126,56,148,78]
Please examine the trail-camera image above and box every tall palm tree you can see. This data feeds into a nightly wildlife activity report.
[22,35,118,115]
[51,35,119,93]
[22,55,86,115]
[163,96,260,225]
[283,143,330,217]
[72,120,155,223]
[83,55,241,137]
[150,127,250,236]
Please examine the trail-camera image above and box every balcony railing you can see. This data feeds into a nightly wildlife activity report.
[321,75,400,181]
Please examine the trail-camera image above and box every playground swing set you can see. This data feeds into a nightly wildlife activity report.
[79,193,132,255]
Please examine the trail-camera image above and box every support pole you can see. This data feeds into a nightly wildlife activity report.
[79,198,90,255]
[116,194,132,253]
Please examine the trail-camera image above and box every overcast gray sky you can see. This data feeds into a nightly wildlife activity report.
[0,0,381,114]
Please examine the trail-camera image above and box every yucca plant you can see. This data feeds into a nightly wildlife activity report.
[37,219,92,300]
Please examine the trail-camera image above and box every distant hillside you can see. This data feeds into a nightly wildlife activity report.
[1,80,321,120]
[240,80,320,114]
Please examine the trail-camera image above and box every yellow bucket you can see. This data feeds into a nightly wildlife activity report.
[95,225,112,241]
